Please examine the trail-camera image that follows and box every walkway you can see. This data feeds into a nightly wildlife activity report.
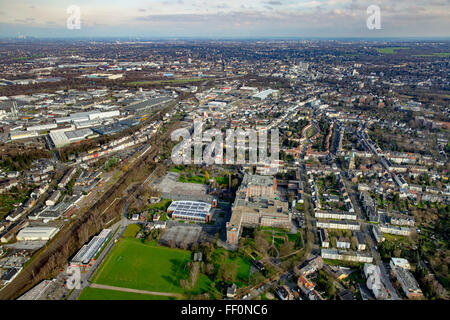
[90,283,183,298]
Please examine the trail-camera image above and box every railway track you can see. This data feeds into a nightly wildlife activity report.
[0,109,180,300]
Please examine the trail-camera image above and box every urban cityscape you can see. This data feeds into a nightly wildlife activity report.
[0,0,448,308]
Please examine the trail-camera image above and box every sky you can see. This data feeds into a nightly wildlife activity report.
[0,0,449,39]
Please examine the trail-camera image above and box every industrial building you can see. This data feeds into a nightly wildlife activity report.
[92,119,139,135]
[29,202,73,221]
[16,227,59,241]
[70,229,112,267]
[54,110,120,124]
[252,89,280,100]
[49,129,96,148]
[167,201,212,223]
[26,123,58,132]
[1,267,22,285]
[125,97,173,115]
[10,130,39,141]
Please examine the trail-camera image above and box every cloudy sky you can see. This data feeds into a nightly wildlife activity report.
[0,0,449,38]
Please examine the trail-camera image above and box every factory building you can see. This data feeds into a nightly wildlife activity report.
[26,123,58,132]
[49,128,96,148]
[125,97,173,115]
[70,229,112,267]
[252,89,280,100]
[16,227,59,241]
[54,110,120,124]
[10,130,39,141]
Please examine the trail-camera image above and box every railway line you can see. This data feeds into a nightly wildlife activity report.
[0,107,180,300]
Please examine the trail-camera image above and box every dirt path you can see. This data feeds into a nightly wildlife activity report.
[90,283,183,298]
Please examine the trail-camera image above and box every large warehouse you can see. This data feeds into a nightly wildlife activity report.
[16,227,59,241]
[70,229,112,267]
[167,201,212,223]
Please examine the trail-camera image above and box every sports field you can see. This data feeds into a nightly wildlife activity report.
[376,47,409,54]
[91,238,191,294]
[78,287,175,300]
[127,78,206,86]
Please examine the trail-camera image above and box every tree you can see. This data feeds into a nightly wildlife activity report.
[254,231,269,253]
[189,262,200,289]
[279,241,295,257]
[351,237,358,251]
[218,261,237,283]
[295,232,304,249]
[205,263,216,277]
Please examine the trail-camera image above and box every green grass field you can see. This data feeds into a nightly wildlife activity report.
[121,224,141,238]
[178,175,207,184]
[78,287,175,300]
[92,238,191,294]
[376,47,409,54]
[413,52,450,57]
[211,248,252,283]
[148,199,172,211]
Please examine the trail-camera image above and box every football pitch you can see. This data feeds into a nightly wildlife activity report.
[91,238,191,294]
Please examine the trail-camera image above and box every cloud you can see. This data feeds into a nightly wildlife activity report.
[263,1,282,5]
[15,18,36,23]
[1,0,450,38]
